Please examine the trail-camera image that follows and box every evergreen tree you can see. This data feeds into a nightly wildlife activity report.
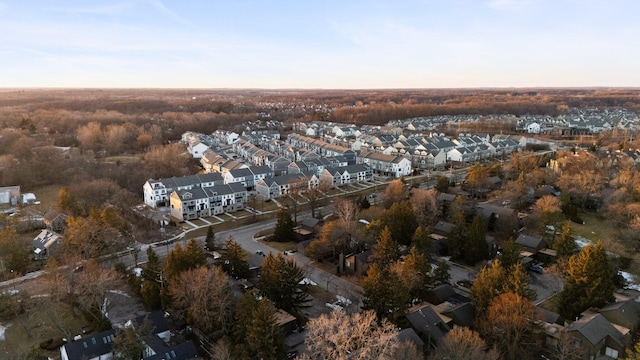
[370,226,400,269]
[259,253,309,312]
[505,263,536,300]
[272,208,295,242]
[362,263,409,321]
[185,239,207,267]
[142,247,162,283]
[246,299,287,360]
[232,290,261,345]
[221,236,250,279]
[435,176,450,194]
[470,259,506,316]
[464,215,488,265]
[411,225,433,255]
[554,221,578,258]
[395,246,433,301]
[432,260,451,287]
[205,226,216,251]
[498,237,521,270]
[559,242,616,320]
[379,201,418,246]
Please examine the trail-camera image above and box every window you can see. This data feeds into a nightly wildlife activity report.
[605,347,618,359]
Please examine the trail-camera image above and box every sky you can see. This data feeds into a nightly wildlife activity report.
[1,0,639,89]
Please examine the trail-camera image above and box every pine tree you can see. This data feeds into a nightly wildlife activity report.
[185,239,207,268]
[464,215,488,265]
[411,225,433,255]
[470,259,506,316]
[362,263,409,321]
[370,226,400,269]
[432,260,451,287]
[246,299,287,360]
[559,241,616,320]
[259,253,309,312]
[205,226,216,251]
[395,246,432,301]
[498,237,521,269]
[379,201,418,246]
[221,236,249,279]
[272,208,295,242]
[554,221,578,258]
[506,263,536,300]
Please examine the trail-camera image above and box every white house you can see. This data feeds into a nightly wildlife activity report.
[526,122,541,134]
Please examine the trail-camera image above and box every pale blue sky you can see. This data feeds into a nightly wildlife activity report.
[1,0,638,89]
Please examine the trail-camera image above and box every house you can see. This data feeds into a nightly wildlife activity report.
[61,314,199,360]
[527,122,541,134]
[341,250,372,276]
[405,304,450,348]
[0,186,20,206]
[60,328,116,360]
[44,210,68,233]
[187,140,209,159]
[255,173,316,200]
[563,313,630,360]
[143,173,225,208]
[515,234,547,254]
[357,151,412,178]
[319,164,373,187]
[599,300,640,334]
[169,183,247,221]
[32,229,62,260]
[475,203,518,233]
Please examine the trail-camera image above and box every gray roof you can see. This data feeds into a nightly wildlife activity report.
[62,329,116,360]
[143,341,199,360]
[515,234,546,250]
[567,314,626,347]
[405,305,450,346]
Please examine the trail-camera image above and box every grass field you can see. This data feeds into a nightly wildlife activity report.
[27,184,62,214]
[1,300,87,359]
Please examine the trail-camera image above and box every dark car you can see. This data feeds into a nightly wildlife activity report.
[530,264,544,274]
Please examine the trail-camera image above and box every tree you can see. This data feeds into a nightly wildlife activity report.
[470,259,506,316]
[498,237,521,270]
[205,226,216,251]
[304,310,400,360]
[112,318,153,360]
[466,164,491,198]
[464,215,488,265]
[164,241,206,280]
[533,195,563,231]
[245,299,287,360]
[272,208,295,242]
[435,176,450,194]
[74,259,119,331]
[169,266,234,340]
[505,263,536,300]
[57,186,82,216]
[379,201,418,246]
[554,221,577,258]
[141,247,163,310]
[410,188,440,226]
[362,263,409,321]
[479,292,538,360]
[559,242,616,320]
[411,225,432,255]
[259,253,309,313]
[370,226,400,269]
[393,246,432,301]
[220,236,250,279]
[432,260,451,287]
[429,327,499,360]
[0,229,30,276]
[381,179,409,209]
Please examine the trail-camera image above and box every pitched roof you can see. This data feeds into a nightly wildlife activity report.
[143,341,199,360]
[62,329,116,360]
[405,305,450,345]
[567,314,626,347]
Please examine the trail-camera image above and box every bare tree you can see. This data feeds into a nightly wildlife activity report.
[429,327,499,360]
[303,310,400,360]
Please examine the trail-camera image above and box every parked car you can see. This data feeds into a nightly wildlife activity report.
[530,264,544,274]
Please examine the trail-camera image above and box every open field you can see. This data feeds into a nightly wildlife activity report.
[1,300,87,359]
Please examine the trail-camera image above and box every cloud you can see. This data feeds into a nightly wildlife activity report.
[64,3,132,15]
[145,0,194,26]
[486,0,540,11]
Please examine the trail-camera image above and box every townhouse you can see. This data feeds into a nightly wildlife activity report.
[169,182,247,221]
[143,173,224,208]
